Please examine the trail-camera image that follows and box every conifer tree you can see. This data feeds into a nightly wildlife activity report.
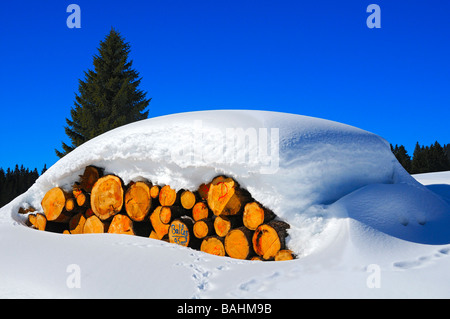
[56,28,151,158]
[391,144,412,173]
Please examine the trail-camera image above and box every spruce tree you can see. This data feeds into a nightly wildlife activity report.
[56,28,151,158]
[391,144,412,173]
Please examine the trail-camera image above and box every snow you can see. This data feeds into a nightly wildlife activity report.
[1,110,450,298]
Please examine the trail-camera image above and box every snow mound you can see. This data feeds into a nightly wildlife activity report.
[6,110,450,257]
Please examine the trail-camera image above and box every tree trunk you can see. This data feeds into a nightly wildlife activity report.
[192,201,211,221]
[124,181,152,222]
[207,176,251,216]
[193,218,214,239]
[149,206,170,239]
[252,220,290,260]
[214,215,242,237]
[90,174,124,221]
[243,202,275,230]
[224,226,255,260]
[168,216,200,249]
[41,187,73,222]
[200,236,226,256]
[108,214,135,235]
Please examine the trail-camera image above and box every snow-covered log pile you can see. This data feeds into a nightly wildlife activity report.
[23,165,294,261]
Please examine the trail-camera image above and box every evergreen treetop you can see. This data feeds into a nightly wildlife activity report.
[56,28,151,158]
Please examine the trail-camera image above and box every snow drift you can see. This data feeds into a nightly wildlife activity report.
[1,110,450,298]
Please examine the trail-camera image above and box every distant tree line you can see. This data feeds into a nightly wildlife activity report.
[0,165,46,208]
[391,142,450,174]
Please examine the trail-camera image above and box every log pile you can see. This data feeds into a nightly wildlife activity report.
[22,166,296,261]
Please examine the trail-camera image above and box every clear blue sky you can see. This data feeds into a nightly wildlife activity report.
[1,0,449,171]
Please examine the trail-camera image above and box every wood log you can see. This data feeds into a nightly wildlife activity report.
[90,174,124,221]
[158,185,179,206]
[180,190,197,210]
[27,213,47,231]
[124,181,152,222]
[149,206,170,239]
[83,215,109,233]
[200,236,226,256]
[207,176,251,216]
[197,182,211,201]
[159,206,185,224]
[252,220,290,260]
[242,202,275,230]
[192,201,211,222]
[68,212,86,234]
[224,226,255,260]
[41,187,73,222]
[108,214,135,235]
[79,165,103,192]
[65,197,80,214]
[168,216,200,249]
[193,218,214,239]
[18,206,36,215]
[214,215,242,237]
[75,191,90,208]
[274,249,295,261]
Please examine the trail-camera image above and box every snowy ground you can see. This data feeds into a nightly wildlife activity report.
[1,110,449,299]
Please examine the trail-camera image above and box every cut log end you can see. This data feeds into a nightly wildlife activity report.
[83,215,108,233]
[168,217,199,248]
[200,236,226,256]
[108,214,135,235]
[41,187,72,222]
[193,219,214,239]
[252,220,290,260]
[90,175,124,221]
[159,185,178,206]
[274,249,296,261]
[125,181,152,222]
[225,227,254,260]
[180,190,197,210]
[243,202,275,230]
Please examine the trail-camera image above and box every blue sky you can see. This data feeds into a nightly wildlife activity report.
[0,0,449,171]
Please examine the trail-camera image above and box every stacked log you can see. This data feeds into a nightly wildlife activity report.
[23,166,295,261]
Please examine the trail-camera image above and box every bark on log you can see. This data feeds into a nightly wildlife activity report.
[90,175,124,221]
[108,214,135,235]
[224,226,255,260]
[243,202,275,230]
[197,182,211,201]
[79,165,103,192]
[207,176,251,216]
[193,218,215,239]
[168,216,200,249]
[149,206,170,239]
[69,212,86,234]
[124,181,152,222]
[41,187,73,222]
[252,220,290,260]
[200,236,226,256]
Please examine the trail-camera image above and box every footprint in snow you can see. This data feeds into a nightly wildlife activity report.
[393,246,450,270]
